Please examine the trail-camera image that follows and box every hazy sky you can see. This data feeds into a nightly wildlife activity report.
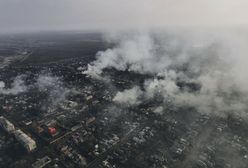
[0,0,248,33]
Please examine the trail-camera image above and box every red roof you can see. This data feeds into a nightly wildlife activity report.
[48,127,56,135]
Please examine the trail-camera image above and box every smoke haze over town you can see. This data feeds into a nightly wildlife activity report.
[0,1,248,168]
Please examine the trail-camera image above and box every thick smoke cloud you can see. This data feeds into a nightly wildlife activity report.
[84,31,248,118]
[83,34,155,78]
[113,86,142,106]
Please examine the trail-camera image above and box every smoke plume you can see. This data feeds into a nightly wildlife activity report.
[0,75,27,95]
[36,74,70,108]
[84,30,248,117]
[113,86,142,106]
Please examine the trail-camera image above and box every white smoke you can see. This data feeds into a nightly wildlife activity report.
[37,74,61,91]
[83,33,162,76]
[84,31,226,77]
[36,74,70,108]
[0,81,5,88]
[0,75,27,95]
[85,30,248,117]
[113,86,142,106]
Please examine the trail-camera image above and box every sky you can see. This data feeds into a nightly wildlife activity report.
[0,0,248,33]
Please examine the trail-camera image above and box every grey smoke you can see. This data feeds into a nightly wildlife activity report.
[0,81,5,88]
[36,74,70,108]
[113,86,142,106]
[0,73,72,110]
[84,33,165,76]
[0,75,27,95]
[85,30,248,117]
